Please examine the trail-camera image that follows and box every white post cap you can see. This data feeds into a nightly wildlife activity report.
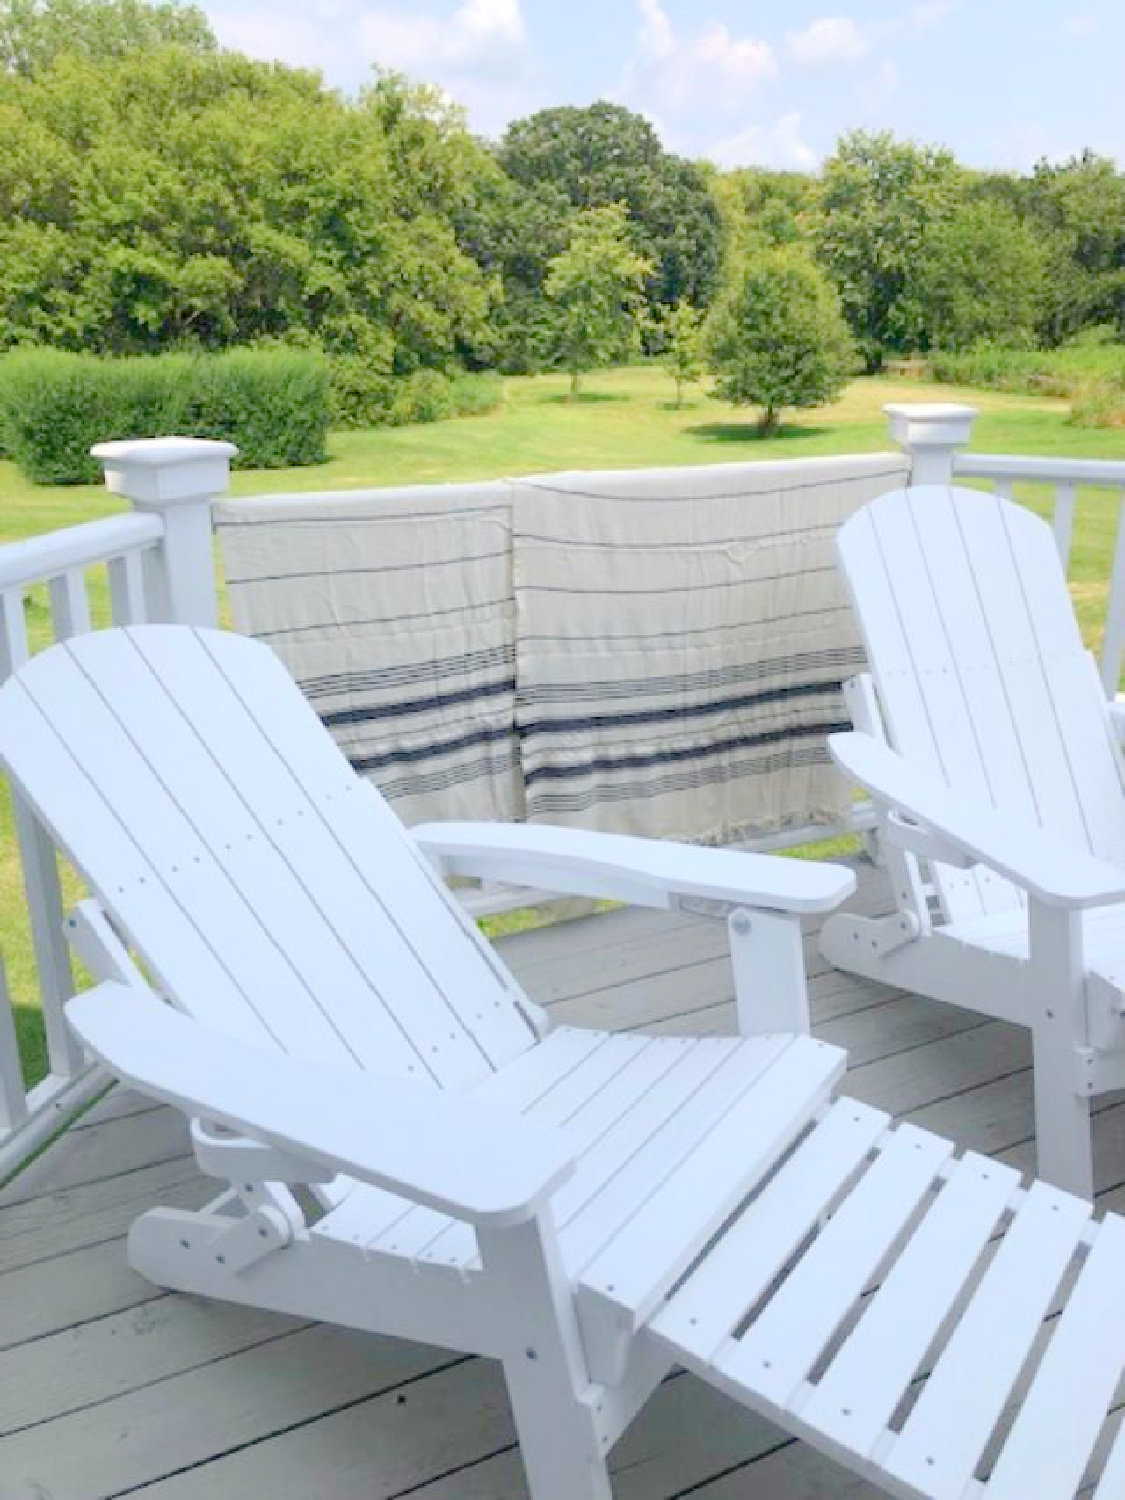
[91,436,238,507]
[884,402,979,451]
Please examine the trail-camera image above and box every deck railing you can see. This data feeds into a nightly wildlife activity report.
[0,438,231,1178]
[953,452,1125,692]
[1,403,1123,1177]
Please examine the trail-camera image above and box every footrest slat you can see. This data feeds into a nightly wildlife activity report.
[886,1180,1090,1499]
[720,1123,952,1411]
[645,1099,1125,1500]
[806,1150,1021,1459]
[647,1098,888,1365]
[983,1213,1125,1500]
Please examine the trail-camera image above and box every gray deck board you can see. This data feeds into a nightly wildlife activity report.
[0,856,1116,1500]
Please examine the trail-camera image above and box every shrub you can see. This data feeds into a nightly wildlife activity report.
[448,370,504,418]
[1070,382,1125,428]
[390,369,454,425]
[926,341,1125,399]
[327,359,503,429]
[0,347,329,483]
[327,354,396,428]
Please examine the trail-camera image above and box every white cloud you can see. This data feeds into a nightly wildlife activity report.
[873,57,900,98]
[359,0,526,78]
[709,111,819,171]
[209,3,352,76]
[786,17,868,67]
[626,0,777,114]
[911,1,956,28]
[637,0,676,61]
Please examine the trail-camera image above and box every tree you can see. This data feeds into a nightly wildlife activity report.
[662,300,703,407]
[544,203,652,396]
[815,130,961,368]
[712,167,817,252]
[499,101,722,329]
[705,247,855,435]
[0,0,214,76]
[1025,152,1125,343]
[0,49,498,370]
[921,196,1046,350]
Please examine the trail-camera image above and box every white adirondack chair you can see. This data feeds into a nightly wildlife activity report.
[821,483,1125,1200]
[8,625,1125,1500]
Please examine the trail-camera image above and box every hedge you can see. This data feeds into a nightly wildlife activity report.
[328,360,503,429]
[0,348,329,484]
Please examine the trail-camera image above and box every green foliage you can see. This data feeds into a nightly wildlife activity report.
[328,354,396,429]
[921,197,1046,350]
[1069,382,1125,429]
[327,357,503,429]
[0,0,214,76]
[926,341,1125,399]
[0,346,328,481]
[4,5,1125,392]
[713,167,817,252]
[705,248,855,434]
[498,101,722,343]
[447,369,504,418]
[545,203,653,395]
[815,130,962,370]
[0,50,499,376]
[389,368,453,425]
[661,301,704,406]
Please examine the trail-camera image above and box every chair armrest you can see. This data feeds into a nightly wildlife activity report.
[66,984,575,1228]
[413,821,855,916]
[830,731,1125,910]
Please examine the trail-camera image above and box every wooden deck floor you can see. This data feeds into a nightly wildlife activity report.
[3,858,1124,1500]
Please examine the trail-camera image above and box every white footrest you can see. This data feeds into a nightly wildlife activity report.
[647,1098,1125,1500]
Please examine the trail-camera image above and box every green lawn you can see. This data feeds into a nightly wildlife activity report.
[3,365,1123,1091]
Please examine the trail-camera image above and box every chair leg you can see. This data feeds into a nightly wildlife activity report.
[1032,1028,1094,1199]
[480,1214,615,1500]
[505,1358,613,1500]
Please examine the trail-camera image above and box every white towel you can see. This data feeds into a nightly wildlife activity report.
[510,454,909,842]
[215,483,523,825]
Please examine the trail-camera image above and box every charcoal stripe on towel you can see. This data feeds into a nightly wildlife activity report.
[510,454,909,843]
[215,482,523,825]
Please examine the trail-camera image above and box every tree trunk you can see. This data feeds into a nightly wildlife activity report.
[757,405,780,436]
[569,367,581,400]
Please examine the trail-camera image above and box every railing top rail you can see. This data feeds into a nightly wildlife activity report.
[0,513,163,594]
[954,454,1125,486]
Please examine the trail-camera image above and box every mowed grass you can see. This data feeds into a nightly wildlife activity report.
[2,365,1123,1089]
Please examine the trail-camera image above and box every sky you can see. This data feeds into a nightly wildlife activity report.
[201,0,1125,172]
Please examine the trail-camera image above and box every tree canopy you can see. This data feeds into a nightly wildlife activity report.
[705,248,855,433]
[544,202,652,395]
[498,102,723,326]
[2,1,1125,393]
[0,0,214,76]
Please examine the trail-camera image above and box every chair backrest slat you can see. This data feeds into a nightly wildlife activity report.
[0,628,538,1086]
[839,487,1125,924]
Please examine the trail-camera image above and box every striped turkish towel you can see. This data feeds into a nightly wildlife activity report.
[510,454,910,842]
[214,483,524,825]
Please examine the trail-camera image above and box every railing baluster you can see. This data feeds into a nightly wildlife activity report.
[108,550,148,625]
[0,587,82,1081]
[0,957,28,1132]
[47,569,92,640]
[1052,481,1077,571]
[0,587,28,678]
[1099,488,1125,696]
[993,477,1014,501]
